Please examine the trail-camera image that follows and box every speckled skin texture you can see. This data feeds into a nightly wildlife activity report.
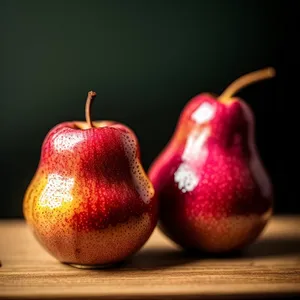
[148,94,273,252]
[23,121,157,265]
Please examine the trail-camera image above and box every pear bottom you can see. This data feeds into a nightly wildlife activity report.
[159,210,272,253]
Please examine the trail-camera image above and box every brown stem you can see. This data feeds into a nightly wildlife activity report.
[219,67,276,103]
[85,91,97,128]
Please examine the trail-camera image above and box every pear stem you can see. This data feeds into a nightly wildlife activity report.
[219,67,276,103]
[85,91,97,128]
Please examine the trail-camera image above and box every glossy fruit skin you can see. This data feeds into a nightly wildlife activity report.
[23,121,157,265]
[149,94,273,253]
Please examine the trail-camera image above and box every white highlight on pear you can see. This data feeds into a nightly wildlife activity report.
[174,125,210,193]
[182,128,210,162]
[39,173,74,209]
[53,130,84,151]
[174,163,199,193]
[191,102,215,124]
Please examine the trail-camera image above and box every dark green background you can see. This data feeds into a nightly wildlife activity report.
[1,1,287,217]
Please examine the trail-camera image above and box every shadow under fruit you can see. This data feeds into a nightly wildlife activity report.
[149,68,275,253]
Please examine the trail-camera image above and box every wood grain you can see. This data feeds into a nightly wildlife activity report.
[0,216,300,299]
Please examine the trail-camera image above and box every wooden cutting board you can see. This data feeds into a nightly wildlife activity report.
[0,216,300,299]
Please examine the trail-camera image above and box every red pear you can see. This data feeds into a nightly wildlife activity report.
[23,91,157,267]
[149,68,275,253]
